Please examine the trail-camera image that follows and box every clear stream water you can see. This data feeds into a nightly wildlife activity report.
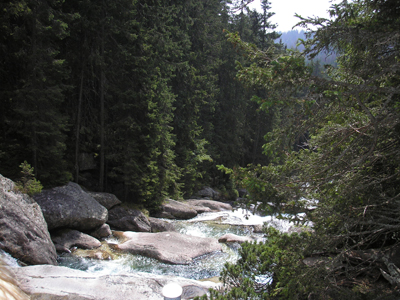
[57,209,301,280]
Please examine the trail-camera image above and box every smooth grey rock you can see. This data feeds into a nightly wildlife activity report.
[90,224,112,239]
[87,192,122,210]
[185,199,232,212]
[182,285,212,299]
[196,187,220,200]
[12,265,220,300]
[218,233,253,244]
[108,206,151,232]
[33,182,108,231]
[189,205,213,214]
[0,174,57,265]
[52,229,101,253]
[148,217,176,233]
[155,199,198,220]
[112,231,222,265]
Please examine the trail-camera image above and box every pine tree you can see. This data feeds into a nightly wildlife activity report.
[201,0,400,298]
[210,2,281,178]
[0,0,70,186]
[170,0,225,197]
[102,0,182,210]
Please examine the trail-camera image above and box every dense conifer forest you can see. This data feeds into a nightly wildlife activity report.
[2,0,400,298]
[0,0,283,211]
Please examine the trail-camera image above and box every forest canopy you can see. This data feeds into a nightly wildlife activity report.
[0,0,284,211]
[199,0,400,298]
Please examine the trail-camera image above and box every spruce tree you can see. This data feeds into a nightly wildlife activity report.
[170,0,226,197]
[201,0,400,298]
[0,0,70,186]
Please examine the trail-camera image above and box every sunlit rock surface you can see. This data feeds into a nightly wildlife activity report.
[57,209,305,280]
[218,233,254,244]
[108,206,151,232]
[13,265,220,300]
[33,182,108,231]
[155,199,198,220]
[0,174,57,265]
[111,231,222,265]
[51,229,101,253]
[185,199,232,213]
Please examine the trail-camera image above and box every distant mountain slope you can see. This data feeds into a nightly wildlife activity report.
[277,30,337,67]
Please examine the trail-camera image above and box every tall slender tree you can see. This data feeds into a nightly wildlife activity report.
[0,0,70,186]
[201,0,400,298]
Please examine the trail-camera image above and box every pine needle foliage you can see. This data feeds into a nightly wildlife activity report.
[202,0,400,298]
[14,161,43,196]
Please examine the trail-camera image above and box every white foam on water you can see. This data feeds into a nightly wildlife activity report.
[57,207,312,280]
[184,208,305,232]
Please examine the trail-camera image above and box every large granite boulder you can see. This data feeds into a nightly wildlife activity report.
[111,231,222,265]
[187,204,212,214]
[33,182,108,231]
[89,224,112,239]
[155,199,198,220]
[0,174,57,265]
[13,265,220,300]
[51,229,101,253]
[194,187,221,200]
[108,206,151,232]
[88,192,122,210]
[186,199,232,212]
[148,217,176,233]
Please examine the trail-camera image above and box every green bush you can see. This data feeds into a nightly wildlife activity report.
[14,161,43,196]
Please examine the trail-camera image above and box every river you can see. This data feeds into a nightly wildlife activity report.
[57,208,302,280]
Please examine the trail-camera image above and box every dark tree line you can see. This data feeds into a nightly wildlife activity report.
[0,0,282,211]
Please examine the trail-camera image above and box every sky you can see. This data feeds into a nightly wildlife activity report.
[248,0,341,32]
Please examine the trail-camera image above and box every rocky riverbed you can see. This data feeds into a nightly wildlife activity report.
[0,174,253,299]
[1,173,305,299]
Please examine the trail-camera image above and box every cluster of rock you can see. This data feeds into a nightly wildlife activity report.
[0,174,251,299]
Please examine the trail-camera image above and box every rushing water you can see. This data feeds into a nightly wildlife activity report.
[58,209,301,280]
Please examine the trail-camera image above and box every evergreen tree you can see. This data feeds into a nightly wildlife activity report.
[103,0,181,210]
[259,0,280,50]
[170,0,225,197]
[0,0,70,186]
[201,0,400,298]
[210,2,281,185]
[0,0,289,210]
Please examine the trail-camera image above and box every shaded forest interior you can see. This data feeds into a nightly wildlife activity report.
[0,0,322,211]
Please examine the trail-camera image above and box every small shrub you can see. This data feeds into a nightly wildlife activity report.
[14,161,43,196]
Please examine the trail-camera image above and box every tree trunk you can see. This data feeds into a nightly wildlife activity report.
[252,114,261,164]
[75,68,84,183]
[99,22,105,192]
